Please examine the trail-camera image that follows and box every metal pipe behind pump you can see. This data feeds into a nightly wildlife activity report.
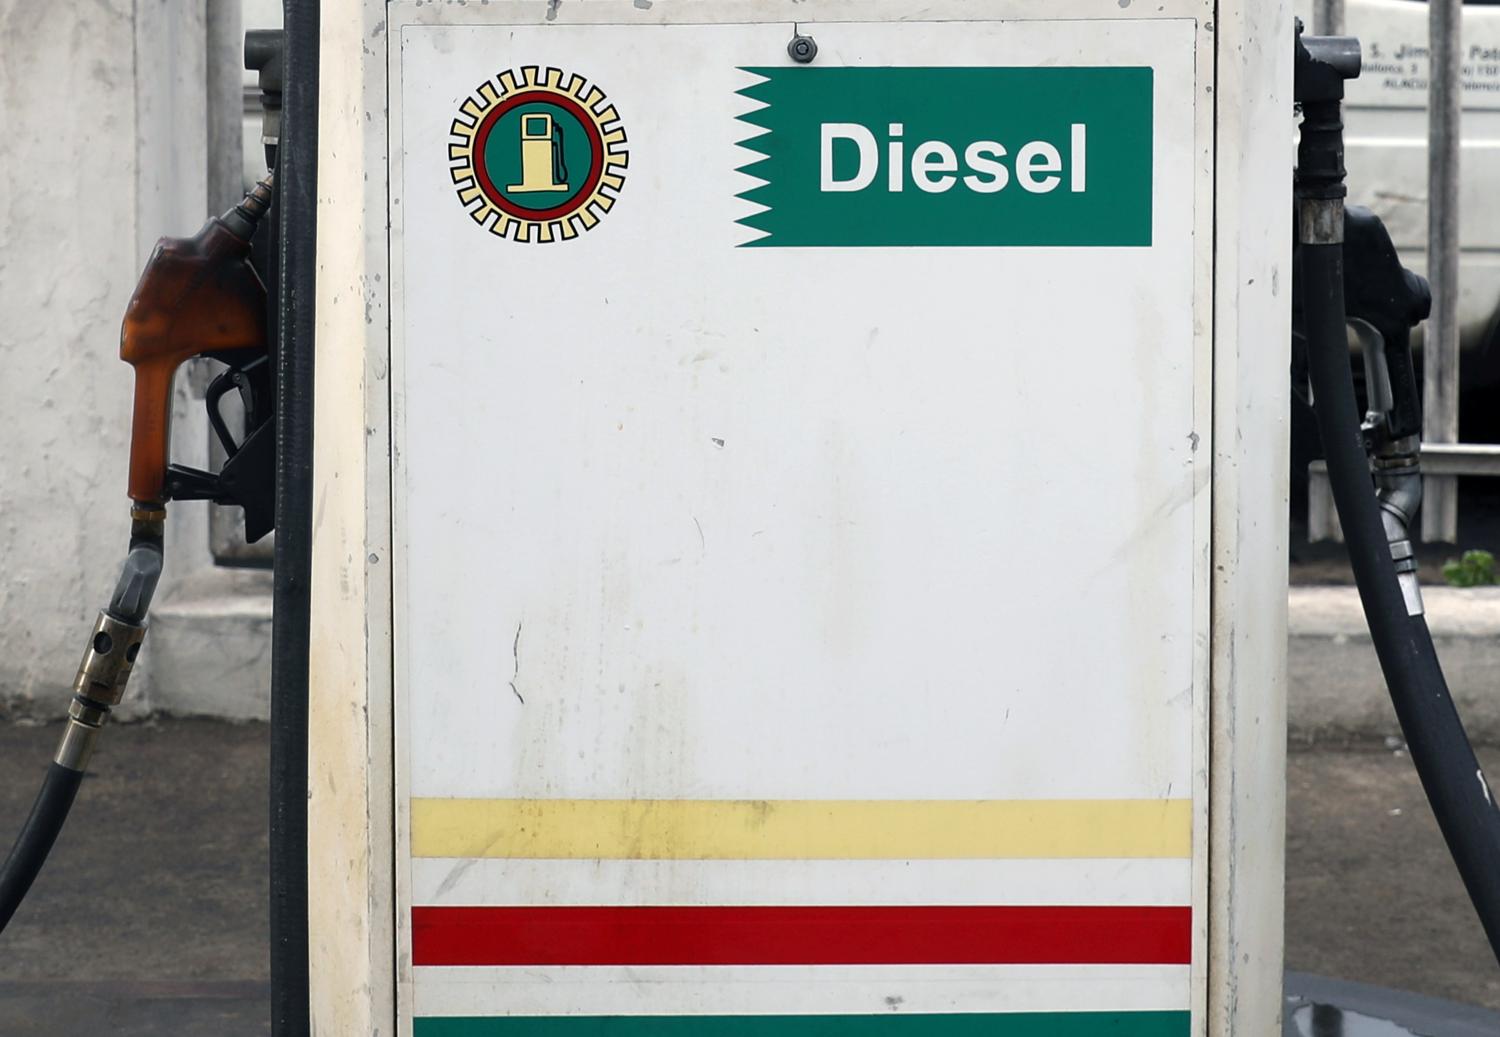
[1425,0,1463,541]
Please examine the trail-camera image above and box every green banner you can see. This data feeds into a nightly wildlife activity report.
[416,1012,1189,1036]
[734,67,1153,248]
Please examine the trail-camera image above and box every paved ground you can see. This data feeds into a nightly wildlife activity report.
[0,721,1495,1032]
[1285,740,1500,1012]
[0,720,270,1035]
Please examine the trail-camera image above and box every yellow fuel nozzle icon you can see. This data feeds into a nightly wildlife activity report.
[507,112,570,194]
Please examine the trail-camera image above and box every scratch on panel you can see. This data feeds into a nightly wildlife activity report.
[432,856,479,899]
[509,621,524,704]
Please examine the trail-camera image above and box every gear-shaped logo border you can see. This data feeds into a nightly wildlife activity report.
[449,66,628,243]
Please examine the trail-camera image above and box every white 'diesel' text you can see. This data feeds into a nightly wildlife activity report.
[819,122,1088,195]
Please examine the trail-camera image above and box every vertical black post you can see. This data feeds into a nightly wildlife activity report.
[270,0,318,1032]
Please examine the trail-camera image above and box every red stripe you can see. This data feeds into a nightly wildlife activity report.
[411,905,1190,967]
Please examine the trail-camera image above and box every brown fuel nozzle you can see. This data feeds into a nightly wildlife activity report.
[120,176,273,504]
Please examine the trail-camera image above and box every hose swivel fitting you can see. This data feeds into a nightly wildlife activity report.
[50,530,162,774]
[1372,446,1425,618]
[220,173,275,243]
[53,611,149,772]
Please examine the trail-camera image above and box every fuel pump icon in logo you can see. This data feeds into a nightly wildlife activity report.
[508,113,570,194]
[449,66,628,242]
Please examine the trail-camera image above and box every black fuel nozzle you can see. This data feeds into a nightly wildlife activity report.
[1343,206,1431,446]
[1291,19,1430,620]
[1295,207,1431,444]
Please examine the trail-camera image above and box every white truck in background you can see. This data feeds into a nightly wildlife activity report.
[1297,0,1500,381]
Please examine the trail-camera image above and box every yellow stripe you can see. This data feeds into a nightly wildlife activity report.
[409,799,1191,860]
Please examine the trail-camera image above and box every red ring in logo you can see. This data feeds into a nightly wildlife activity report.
[472,89,606,222]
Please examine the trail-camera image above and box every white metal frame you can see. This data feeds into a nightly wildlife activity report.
[1209,4,1295,1035]
[308,0,397,1028]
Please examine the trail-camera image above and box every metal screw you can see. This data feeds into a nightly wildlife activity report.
[787,32,817,64]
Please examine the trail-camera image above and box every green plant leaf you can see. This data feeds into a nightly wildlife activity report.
[1442,549,1496,588]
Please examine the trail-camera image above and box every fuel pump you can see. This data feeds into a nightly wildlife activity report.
[6,6,1500,1033]
[509,112,570,194]
[0,36,289,938]
[0,178,280,934]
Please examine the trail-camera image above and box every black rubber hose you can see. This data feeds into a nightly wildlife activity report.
[0,537,161,937]
[269,0,317,1031]
[0,764,85,933]
[1302,237,1500,965]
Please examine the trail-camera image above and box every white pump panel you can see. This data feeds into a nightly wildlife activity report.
[307,3,1292,1035]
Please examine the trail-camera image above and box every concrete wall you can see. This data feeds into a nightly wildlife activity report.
[0,0,145,714]
[0,0,272,720]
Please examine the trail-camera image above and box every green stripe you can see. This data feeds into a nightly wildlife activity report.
[415,1012,1189,1037]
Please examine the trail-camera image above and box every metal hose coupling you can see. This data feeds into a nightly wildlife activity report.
[1372,443,1425,618]
[53,508,165,772]
[54,612,148,772]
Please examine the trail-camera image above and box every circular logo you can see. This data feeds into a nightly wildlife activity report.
[449,67,628,243]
